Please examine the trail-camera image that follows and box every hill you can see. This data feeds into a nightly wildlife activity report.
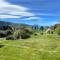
[0,21,31,29]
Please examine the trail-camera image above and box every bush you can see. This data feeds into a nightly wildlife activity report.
[40,32,44,35]
[15,30,30,39]
[0,30,14,38]
[6,36,16,40]
[0,32,7,37]
[15,32,20,39]
[14,28,31,39]
[6,30,13,35]
[0,44,4,48]
[24,29,33,34]
[20,28,31,39]
[20,32,30,39]
[2,25,13,30]
[51,31,53,34]
[47,31,53,34]
[55,27,60,36]
[34,33,38,36]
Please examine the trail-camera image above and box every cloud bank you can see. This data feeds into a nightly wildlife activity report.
[0,0,35,18]
[0,0,58,26]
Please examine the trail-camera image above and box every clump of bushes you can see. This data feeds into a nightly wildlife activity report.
[6,30,13,36]
[0,32,7,37]
[20,28,32,39]
[0,43,4,48]
[55,27,60,36]
[0,30,14,38]
[0,25,14,38]
[6,27,33,40]
[40,32,44,35]
[20,32,30,39]
[15,28,31,39]
[54,23,60,36]
[47,31,53,34]
[6,36,16,40]
[34,33,38,36]
[6,29,31,40]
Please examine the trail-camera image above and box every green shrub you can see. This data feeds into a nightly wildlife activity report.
[0,43,4,48]
[15,32,20,39]
[34,33,38,36]
[15,30,30,39]
[14,28,32,39]
[47,31,53,34]
[55,27,60,36]
[51,31,53,34]
[0,30,14,38]
[6,30,13,35]
[6,36,16,40]
[20,28,31,39]
[40,32,44,35]
[20,32,30,39]
[0,32,7,37]
[24,29,33,34]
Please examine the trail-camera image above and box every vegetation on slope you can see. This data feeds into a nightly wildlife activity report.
[0,21,60,60]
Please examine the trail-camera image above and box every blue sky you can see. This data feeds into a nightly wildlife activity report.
[0,0,60,26]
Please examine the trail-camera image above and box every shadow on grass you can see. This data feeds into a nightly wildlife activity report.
[0,44,4,48]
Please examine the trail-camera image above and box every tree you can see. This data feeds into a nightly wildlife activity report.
[40,26,44,31]
[32,25,39,30]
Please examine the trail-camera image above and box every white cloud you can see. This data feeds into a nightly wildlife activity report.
[0,0,35,18]
[8,11,34,16]
[27,17,41,20]
[0,15,20,18]
[21,17,41,20]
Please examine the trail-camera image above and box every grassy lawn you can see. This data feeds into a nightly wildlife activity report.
[0,34,60,60]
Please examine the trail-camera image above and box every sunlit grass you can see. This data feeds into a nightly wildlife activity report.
[0,34,60,60]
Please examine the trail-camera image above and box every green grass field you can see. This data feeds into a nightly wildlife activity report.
[0,34,60,60]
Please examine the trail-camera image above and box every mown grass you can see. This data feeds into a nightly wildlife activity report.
[0,34,60,60]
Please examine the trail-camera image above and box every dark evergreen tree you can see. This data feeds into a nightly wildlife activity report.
[40,26,44,31]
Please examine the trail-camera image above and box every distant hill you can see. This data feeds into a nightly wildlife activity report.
[0,21,12,26]
[0,21,12,28]
[0,21,31,29]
